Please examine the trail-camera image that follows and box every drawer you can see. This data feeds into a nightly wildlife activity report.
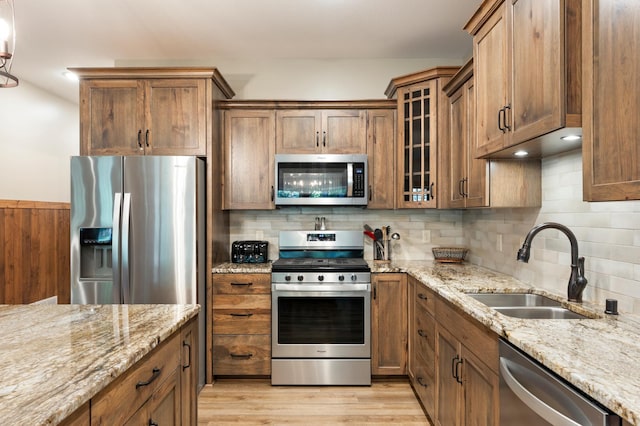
[436,297,498,373]
[414,308,436,368]
[212,294,270,310]
[412,352,435,415]
[213,309,271,334]
[414,282,435,316]
[92,331,180,425]
[213,335,271,375]
[213,273,271,294]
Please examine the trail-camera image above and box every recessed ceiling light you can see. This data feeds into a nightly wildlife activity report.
[561,134,582,141]
[63,71,78,82]
[514,150,528,157]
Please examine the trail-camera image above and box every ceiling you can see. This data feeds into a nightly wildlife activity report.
[11,0,481,103]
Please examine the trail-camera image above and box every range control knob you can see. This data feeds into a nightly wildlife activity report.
[318,275,324,281]
[338,274,345,282]
[351,274,358,282]
[284,275,292,282]
[297,275,304,282]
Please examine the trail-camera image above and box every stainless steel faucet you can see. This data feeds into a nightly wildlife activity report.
[516,222,588,302]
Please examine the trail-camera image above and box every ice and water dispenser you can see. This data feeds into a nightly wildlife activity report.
[79,227,113,279]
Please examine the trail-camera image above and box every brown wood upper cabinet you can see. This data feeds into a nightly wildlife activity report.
[582,0,640,201]
[276,109,366,154]
[366,109,396,209]
[442,62,542,209]
[71,67,234,156]
[222,109,275,210]
[465,0,581,159]
[386,67,460,209]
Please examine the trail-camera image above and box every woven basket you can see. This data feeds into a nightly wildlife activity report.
[432,247,468,263]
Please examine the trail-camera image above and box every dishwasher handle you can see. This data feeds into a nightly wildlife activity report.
[499,357,581,426]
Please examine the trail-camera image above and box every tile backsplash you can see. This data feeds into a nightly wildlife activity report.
[464,150,640,314]
[230,209,464,263]
[230,149,640,314]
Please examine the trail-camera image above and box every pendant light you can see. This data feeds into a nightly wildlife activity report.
[0,0,17,88]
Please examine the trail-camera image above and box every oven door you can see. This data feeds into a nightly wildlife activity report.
[271,283,371,359]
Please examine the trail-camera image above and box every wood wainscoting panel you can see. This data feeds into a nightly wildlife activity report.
[0,200,70,304]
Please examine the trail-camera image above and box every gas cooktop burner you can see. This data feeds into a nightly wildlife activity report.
[271,257,370,272]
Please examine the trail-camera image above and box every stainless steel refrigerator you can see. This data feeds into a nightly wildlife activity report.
[70,155,206,387]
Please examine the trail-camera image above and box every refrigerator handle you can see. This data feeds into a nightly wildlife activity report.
[112,193,123,304]
[121,193,132,304]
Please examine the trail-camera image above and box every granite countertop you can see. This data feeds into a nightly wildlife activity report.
[213,259,640,423]
[0,304,200,425]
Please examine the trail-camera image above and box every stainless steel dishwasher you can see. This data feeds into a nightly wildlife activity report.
[499,340,621,425]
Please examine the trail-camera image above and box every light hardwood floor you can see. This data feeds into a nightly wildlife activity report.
[198,379,431,425]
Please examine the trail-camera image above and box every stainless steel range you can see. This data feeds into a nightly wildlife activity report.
[271,230,371,386]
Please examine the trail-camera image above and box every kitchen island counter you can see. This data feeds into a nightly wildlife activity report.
[0,303,199,425]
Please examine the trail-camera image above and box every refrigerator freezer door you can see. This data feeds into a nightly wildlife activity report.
[70,156,123,304]
[123,156,200,304]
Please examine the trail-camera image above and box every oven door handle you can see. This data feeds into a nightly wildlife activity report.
[272,283,370,293]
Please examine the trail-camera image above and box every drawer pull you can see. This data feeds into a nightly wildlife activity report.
[230,352,254,360]
[417,376,429,388]
[230,312,254,317]
[183,340,192,370]
[149,421,158,426]
[417,329,427,338]
[418,293,428,300]
[136,367,161,389]
[230,282,253,287]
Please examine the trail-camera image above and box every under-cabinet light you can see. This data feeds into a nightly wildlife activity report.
[561,134,582,142]
[514,150,529,157]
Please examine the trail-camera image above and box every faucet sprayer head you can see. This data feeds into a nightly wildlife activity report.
[516,245,530,262]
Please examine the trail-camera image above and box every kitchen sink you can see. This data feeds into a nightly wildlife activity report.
[466,292,594,319]
[493,306,590,319]
[467,293,562,307]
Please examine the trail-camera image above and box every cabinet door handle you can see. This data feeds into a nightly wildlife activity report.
[136,367,161,389]
[182,340,192,370]
[417,329,427,338]
[503,104,512,132]
[271,185,275,202]
[373,284,377,300]
[417,293,428,300]
[230,312,254,317]
[145,129,150,147]
[230,352,253,359]
[417,377,429,387]
[498,107,505,133]
[149,420,159,426]
[316,131,320,147]
[451,355,459,380]
[137,130,143,148]
[458,179,464,196]
[322,130,326,147]
[368,185,372,201]
[230,282,253,287]
[430,182,435,200]
[455,358,464,385]
[463,178,468,197]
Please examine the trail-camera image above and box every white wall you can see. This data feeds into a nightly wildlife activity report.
[119,58,462,100]
[0,80,78,202]
[464,150,640,313]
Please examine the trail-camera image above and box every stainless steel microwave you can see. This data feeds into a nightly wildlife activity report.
[274,154,368,206]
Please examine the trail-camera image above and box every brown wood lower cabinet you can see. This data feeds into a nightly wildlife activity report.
[62,316,198,425]
[408,275,499,426]
[435,297,499,426]
[212,273,271,377]
[371,273,407,375]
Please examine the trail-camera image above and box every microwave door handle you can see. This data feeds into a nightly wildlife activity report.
[112,193,122,304]
[121,193,132,304]
[347,162,354,197]
[499,358,582,426]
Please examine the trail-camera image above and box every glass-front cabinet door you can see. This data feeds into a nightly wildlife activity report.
[397,80,438,208]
